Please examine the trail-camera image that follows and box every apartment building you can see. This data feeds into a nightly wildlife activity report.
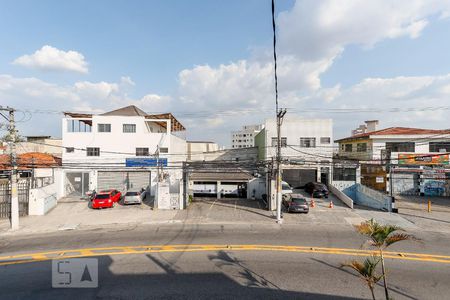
[231,124,263,149]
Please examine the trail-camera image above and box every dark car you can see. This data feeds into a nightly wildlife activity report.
[283,196,309,213]
[304,182,329,198]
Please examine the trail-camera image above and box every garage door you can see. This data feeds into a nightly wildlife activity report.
[97,171,151,192]
[282,169,317,188]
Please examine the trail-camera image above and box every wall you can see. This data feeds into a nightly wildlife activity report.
[187,142,219,161]
[14,139,62,156]
[62,115,177,164]
[392,173,418,195]
[342,183,392,211]
[262,117,333,161]
[29,182,57,215]
[329,184,353,209]
[202,147,258,162]
[248,178,266,199]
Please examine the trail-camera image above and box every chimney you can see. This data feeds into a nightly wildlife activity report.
[365,120,379,133]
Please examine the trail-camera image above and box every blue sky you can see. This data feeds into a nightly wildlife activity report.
[1,0,450,144]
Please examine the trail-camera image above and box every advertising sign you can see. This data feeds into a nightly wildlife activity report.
[125,158,168,167]
[398,154,449,165]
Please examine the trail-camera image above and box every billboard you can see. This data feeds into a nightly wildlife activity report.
[398,154,449,165]
[126,158,168,167]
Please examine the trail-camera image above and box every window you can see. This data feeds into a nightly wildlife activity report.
[136,147,149,156]
[345,144,353,152]
[159,147,168,153]
[333,167,356,181]
[386,142,415,152]
[430,142,450,152]
[87,147,100,156]
[320,137,331,144]
[341,144,344,150]
[300,137,316,148]
[98,123,111,132]
[66,147,74,153]
[357,143,367,152]
[123,124,136,133]
[271,137,287,147]
[67,119,92,132]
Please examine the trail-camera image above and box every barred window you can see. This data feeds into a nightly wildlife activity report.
[159,147,168,153]
[87,147,100,156]
[98,123,111,132]
[320,137,331,144]
[123,124,136,133]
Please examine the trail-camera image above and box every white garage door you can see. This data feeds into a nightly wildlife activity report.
[282,169,317,188]
[97,171,151,192]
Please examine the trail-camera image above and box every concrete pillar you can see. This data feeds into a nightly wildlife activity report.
[217,181,221,199]
[316,167,321,182]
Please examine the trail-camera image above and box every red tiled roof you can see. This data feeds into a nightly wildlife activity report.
[0,152,61,170]
[335,127,450,142]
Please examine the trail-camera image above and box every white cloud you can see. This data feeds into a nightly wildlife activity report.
[12,45,88,73]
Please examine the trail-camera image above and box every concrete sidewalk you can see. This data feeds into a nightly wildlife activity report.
[1,194,444,236]
[0,197,180,235]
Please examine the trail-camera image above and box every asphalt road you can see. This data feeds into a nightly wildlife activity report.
[1,223,450,299]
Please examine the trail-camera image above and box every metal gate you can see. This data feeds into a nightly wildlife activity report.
[97,171,151,192]
[0,180,30,219]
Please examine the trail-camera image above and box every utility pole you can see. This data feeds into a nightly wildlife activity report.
[271,0,285,223]
[0,106,19,230]
[275,109,286,223]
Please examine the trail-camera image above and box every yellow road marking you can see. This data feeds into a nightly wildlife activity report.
[1,244,450,266]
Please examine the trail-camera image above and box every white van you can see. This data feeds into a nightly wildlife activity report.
[281,181,293,195]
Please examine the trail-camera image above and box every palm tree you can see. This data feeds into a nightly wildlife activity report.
[355,219,418,300]
[342,256,383,300]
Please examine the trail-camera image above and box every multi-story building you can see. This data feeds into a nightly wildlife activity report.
[335,121,450,195]
[255,117,333,187]
[231,124,263,149]
[61,105,187,201]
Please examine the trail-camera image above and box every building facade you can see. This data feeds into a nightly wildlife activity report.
[335,121,450,195]
[61,105,187,203]
[231,124,263,149]
[255,117,333,188]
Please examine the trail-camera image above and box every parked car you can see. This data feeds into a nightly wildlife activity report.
[283,195,309,213]
[91,189,122,209]
[123,189,146,205]
[304,182,329,198]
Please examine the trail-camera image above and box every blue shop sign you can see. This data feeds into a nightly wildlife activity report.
[126,158,167,167]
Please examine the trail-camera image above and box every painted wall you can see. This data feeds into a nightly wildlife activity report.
[62,115,185,165]
[342,184,392,211]
[329,184,353,209]
[29,182,57,215]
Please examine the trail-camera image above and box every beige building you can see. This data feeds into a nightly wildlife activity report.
[15,136,62,157]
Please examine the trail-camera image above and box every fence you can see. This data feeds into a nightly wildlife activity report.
[0,179,30,219]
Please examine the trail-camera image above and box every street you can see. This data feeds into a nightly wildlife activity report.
[1,222,450,300]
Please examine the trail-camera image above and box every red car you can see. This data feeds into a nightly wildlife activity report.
[91,189,121,209]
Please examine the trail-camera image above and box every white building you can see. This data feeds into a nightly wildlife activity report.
[61,105,187,206]
[255,117,333,187]
[186,141,219,161]
[231,124,263,149]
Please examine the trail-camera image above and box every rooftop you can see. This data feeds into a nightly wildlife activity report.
[64,105,185,132]
[0,152,61,170]
[336,127,450,142]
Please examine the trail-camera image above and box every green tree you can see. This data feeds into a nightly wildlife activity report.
[355,219,418,300]
[342,256,383,300]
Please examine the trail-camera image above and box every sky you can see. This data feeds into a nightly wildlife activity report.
[1,0,450,146]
